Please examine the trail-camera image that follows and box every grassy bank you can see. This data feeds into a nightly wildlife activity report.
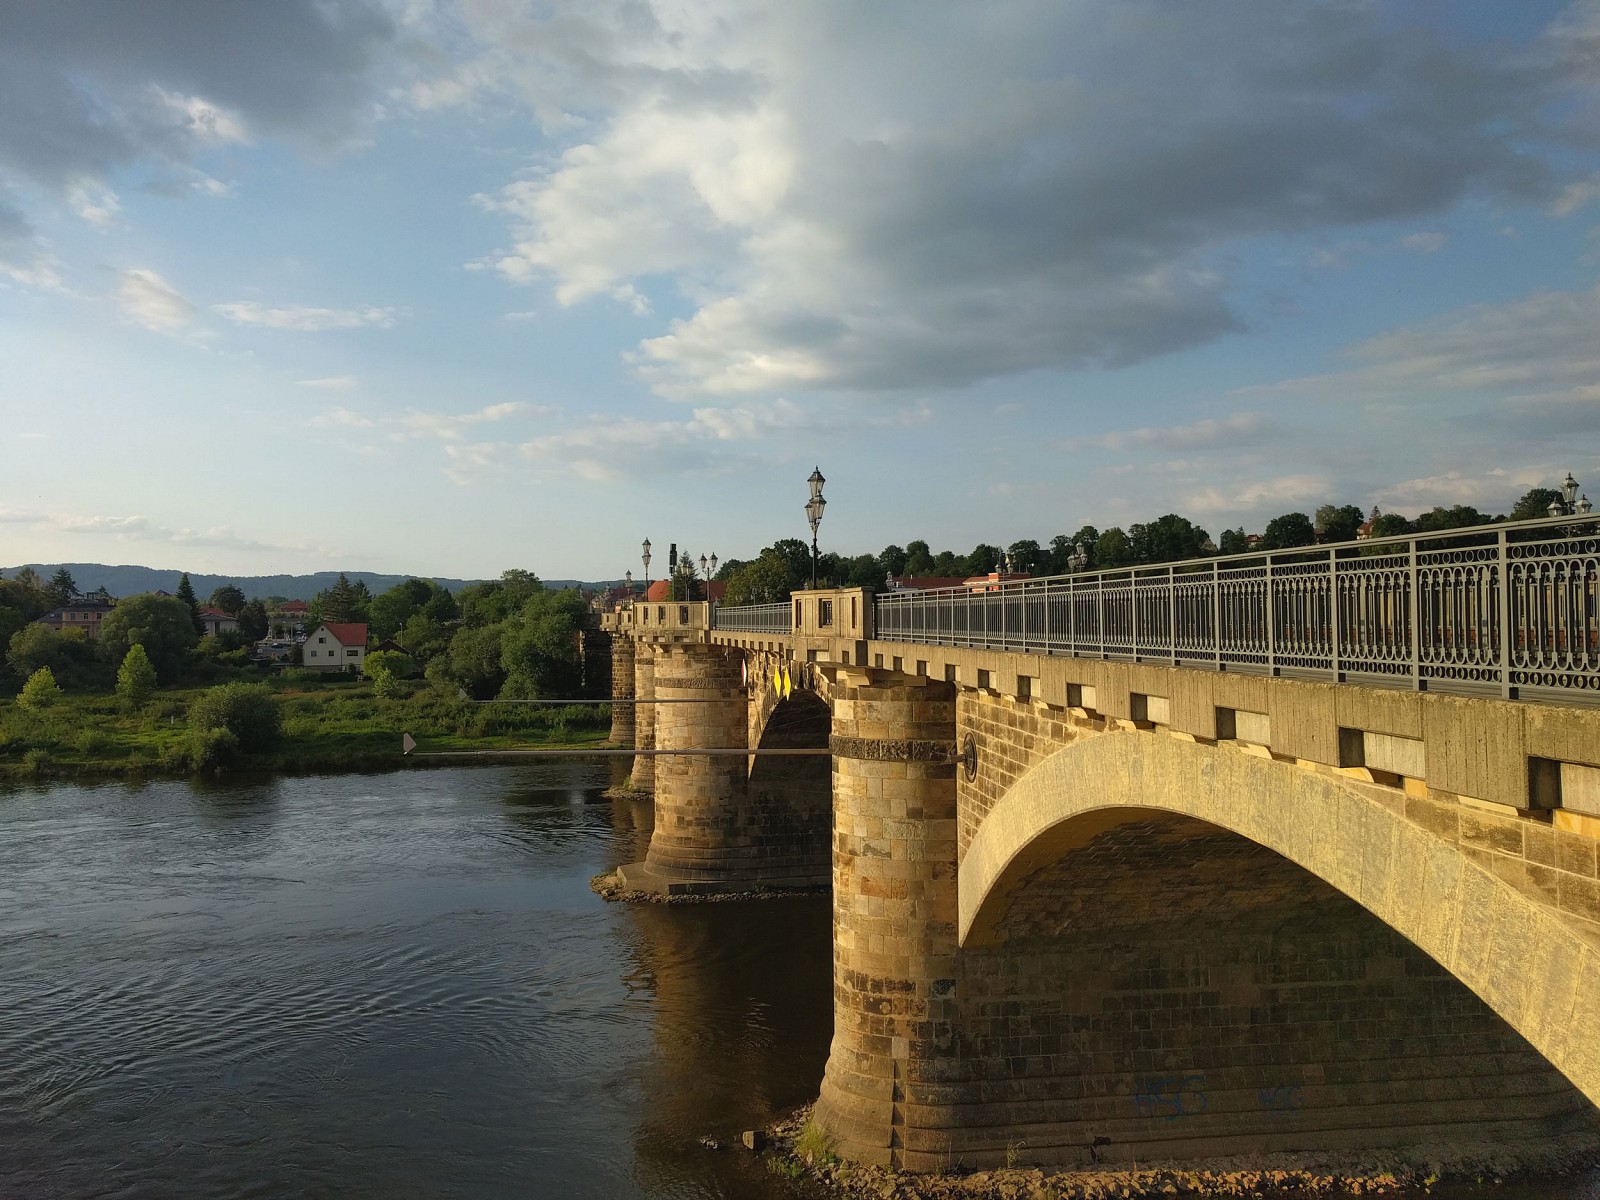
[0,675,612,782]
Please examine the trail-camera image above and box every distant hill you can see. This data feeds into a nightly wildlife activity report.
[0,564,595,601]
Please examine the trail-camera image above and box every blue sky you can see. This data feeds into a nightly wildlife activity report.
[2,0,1598,582]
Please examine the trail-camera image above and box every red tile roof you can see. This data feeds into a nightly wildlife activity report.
[644,580,726,603]
[280,600,310,613]
[319,622,369,647]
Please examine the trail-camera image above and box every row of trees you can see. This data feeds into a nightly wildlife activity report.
[709,487,1572,604]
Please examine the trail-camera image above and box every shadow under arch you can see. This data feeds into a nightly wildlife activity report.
[742,689,832,888]
[961,731,1600,1117]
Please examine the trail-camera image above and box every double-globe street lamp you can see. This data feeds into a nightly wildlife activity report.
[806,467,826,589]
[1548,473,1593,518]
[698,552,719,598]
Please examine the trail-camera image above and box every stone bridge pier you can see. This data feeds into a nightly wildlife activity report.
[607,632,635,747]
[613,607,832,894]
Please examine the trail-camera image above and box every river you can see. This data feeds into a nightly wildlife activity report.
[0,765,832,1199]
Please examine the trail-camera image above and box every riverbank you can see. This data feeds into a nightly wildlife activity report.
[763,1107,1600,1200]
[0,677,611,782]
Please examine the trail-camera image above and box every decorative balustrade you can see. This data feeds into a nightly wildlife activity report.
[712,515,1600,697]
[711,601,791,634]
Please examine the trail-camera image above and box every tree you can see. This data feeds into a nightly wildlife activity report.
[964,543,1003,576]
[1129,514,1209,564]
[1095,527,1134,568]
[722,550,800,605]
[1510,488,1564,522]
[399,612,450,662]
[47,566,76,605]
[903,540,936,577]
[8,624,85,683]
[1006,539,1042,574]
[208,584,247,615]
[115,644,158,706]
[18,665,61,710]
[175,573,203,634]
[500,589,587,698]
[877,544,909,579]
[365,649,417,680]
[237,599,269,642]
[1218,527,1250,555]
[189,682,282,752]
[1259,512,1316,550]
[317,573,364,623]
[448,624,507,699]
[1413,504,1489,533]
[98,593,199,683]
[1368,513,1412,539]
[1314,504,1366,544]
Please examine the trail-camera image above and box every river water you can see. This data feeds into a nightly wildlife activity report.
[0,765,833,1200]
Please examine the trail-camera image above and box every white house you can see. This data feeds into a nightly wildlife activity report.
[303,622,368,672]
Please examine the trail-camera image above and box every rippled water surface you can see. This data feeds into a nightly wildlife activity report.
[0,766,832,1199]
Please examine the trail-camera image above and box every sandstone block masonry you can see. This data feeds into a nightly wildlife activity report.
[629,647,657,792]
[814,670,961,1169]
[608,633,635,747]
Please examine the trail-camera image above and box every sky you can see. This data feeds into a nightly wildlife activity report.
[2,0,1599,583]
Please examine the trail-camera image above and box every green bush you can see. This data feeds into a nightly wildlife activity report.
[18,666,62,710]
[189,682,282,752]
[163,726,239,771]
[74,728,114,757]
[116,644,158,707]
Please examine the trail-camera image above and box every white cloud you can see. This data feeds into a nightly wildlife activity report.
[458,1,1595,397]
[1185,474,1331,515]
[1246,283,1600,403]
[214,301,401,331]
[517,396,927,480]
[151,87,251,146]
[298,375,360,391]
[310,407,375,428]
[1552,175,1600,217]
[116,268,198,334]
[1398,231,1447,254]
[0,506,329,557]
[396,401,533,440]
[1071,412,1273,453]
[67,180,120,227]
[1375,467,1553,513]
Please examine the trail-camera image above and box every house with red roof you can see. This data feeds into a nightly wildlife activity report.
[643,579,727,603]
[303,622,369,672]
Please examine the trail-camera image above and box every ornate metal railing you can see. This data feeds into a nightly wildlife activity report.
[712,601,790,633]
[715,515,1600,697]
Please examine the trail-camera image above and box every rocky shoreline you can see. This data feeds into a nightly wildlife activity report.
[758,1106,1600,1200]
[589,868,827,905]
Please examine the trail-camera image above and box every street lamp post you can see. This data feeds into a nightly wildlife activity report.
[805,467,826,590]
[1547,473,1593,518]
[641,539,652,588]
[697,552,718,600]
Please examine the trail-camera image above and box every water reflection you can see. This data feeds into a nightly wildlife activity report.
[0,766,831,1200]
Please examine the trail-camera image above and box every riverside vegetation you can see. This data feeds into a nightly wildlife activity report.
[0,568,608,780]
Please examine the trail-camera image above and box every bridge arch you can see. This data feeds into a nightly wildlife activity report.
[962,731,1600,1113]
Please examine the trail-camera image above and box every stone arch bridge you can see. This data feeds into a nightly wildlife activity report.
[601,526,1600,1170]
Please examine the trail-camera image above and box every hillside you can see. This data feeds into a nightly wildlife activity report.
[0,563,592,601]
